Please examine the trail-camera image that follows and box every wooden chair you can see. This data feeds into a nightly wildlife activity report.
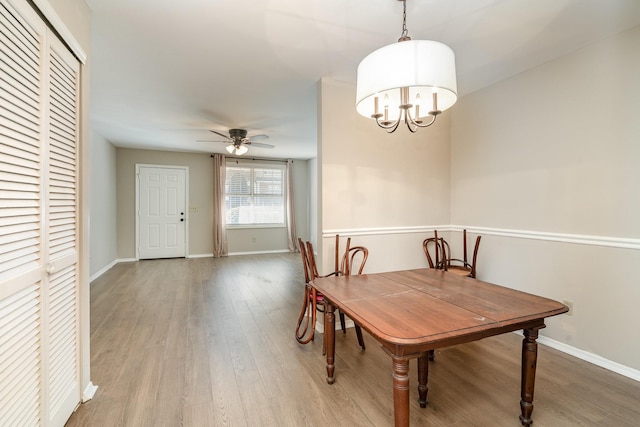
[294,238,317,344]
[422,232,449,270]
[338,237,368,349]
[294,237,341,344]
[440,229,481,279]
[295,236,368,351]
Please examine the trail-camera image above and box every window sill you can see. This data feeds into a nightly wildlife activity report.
[226,224,287,230]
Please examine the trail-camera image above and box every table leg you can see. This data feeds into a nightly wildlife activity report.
[392,356,410,427]
[520,327,541,426]
[325,303,336,384]
[417,353,429,408]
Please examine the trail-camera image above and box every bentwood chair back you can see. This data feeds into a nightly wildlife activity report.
[295,238,316,344]
[340,237,369,277]
[422,230,449,270]
[338,237,368,349]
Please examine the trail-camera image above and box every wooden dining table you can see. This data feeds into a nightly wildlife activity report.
[311,268,568,427]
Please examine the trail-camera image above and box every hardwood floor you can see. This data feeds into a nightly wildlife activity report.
[66,254,640,426]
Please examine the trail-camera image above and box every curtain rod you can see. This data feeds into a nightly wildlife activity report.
[210,154,291,163]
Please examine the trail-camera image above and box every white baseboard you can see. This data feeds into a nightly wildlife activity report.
[90,258,136,282]
[536,334,640,382]
[312,322,640,382]
[82,381,98,402]
[89,251,292,282]
[187,253,214,258]
[89,260,118,282]
[228,249,290,256]
[510,331,640,382]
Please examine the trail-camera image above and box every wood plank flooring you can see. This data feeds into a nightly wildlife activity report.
[66,254,640,426]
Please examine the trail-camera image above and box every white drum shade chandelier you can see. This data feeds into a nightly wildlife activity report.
[356,0,457,133]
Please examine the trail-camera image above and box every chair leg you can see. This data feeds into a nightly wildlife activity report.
[339,311,346,333]
[355,325,366,350]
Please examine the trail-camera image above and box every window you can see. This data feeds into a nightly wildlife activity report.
[225,163,285,226]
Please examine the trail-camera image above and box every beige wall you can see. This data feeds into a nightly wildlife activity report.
[318,78,451,273]
[451,26,640,371]
[117,148,310,258]
[451,28,640,236]
[89,131,117,276]
[116,149,214,258]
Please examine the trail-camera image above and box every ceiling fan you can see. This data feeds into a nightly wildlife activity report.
[197,128,274,155]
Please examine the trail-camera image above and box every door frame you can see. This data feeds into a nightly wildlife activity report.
[135,164,189,260]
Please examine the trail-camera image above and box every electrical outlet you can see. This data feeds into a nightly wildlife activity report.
[189,207,198,212]
[563,300,574,316]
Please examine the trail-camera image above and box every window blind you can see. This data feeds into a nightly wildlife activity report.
[225,165,285,226]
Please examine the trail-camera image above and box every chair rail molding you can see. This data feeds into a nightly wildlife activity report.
[323,225,640,251]
[453,225,640,251]
[323,225,451,238]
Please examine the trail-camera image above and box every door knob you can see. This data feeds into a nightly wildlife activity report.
[181,218,184,222]
[46,264,56,275]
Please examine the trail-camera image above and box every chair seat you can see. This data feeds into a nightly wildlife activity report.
[423,229,481,279]
[445,266,472,276]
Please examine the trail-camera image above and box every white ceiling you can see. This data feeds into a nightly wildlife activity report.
[86,0,640,159]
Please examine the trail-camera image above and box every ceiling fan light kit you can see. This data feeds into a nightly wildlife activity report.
[226,144,249,155]
[198,128,274,155]
[356,0,457,133]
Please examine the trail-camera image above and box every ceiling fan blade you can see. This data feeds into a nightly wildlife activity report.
[247,141,275,149]
[196,140,229,143]
[248,134,269,141]
[209,130,231,140]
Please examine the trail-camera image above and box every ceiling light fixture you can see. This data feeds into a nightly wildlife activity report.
[356,0,457,133]
[226,144,248,155]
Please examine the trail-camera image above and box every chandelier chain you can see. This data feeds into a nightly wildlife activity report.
[400,0,409,39]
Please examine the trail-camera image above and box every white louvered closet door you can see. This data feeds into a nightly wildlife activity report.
[0,0,81,426]
[45,22,81,427]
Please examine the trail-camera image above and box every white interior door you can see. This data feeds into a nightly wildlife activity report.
[137,166,187,259]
